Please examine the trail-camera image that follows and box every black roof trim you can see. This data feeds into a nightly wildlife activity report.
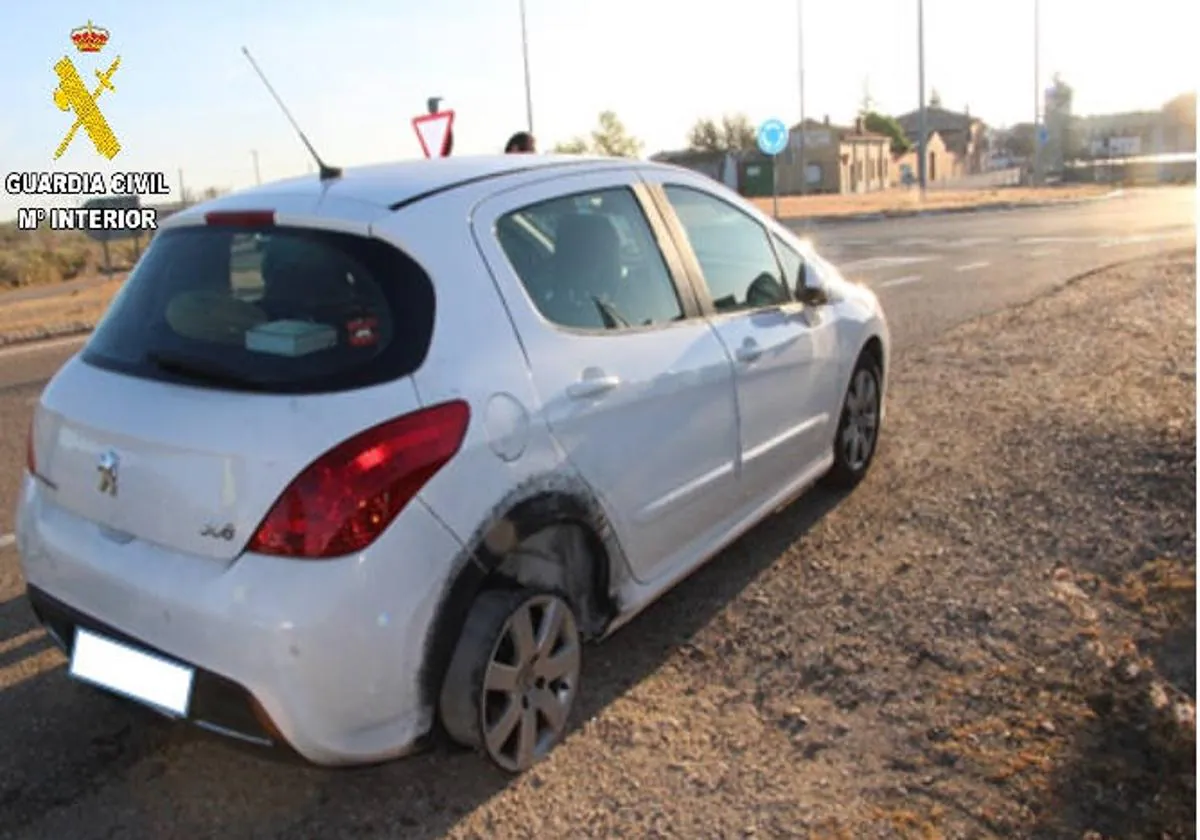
[386,159,620,212]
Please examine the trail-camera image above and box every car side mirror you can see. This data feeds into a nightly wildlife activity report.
[794,262,828,306]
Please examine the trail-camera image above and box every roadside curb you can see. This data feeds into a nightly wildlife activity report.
[783,189,1124,227]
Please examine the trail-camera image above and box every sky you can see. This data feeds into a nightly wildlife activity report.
[2,0,1196,220]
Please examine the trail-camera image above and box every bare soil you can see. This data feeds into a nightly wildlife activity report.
[750,185,1112,221]
[0,277,123,344]
[0,252,1192,840]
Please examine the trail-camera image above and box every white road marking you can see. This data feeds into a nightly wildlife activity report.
[945,237,1001,247]
[1017,235,1092,244]
[896,237,939,247]
[1030,248,1060,257]
[878,275,922,289]
[0,533,15,550]
[0,335,88,360]
[1100,231,1194,248]
[839,255,941,271]
[955,261,991,272]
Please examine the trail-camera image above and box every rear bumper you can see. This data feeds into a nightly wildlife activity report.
[25,584,307,760]
[15,474,466,766]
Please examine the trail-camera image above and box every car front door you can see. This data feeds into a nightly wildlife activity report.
[643,175,838,509]
[472,170,741,585]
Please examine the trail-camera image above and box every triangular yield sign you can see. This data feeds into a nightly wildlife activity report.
[413,110,455,158]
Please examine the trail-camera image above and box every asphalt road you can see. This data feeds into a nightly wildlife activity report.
[0,186,1193,839]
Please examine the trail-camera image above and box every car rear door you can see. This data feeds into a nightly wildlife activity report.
[640,172,838,509]
[470,169,741,585]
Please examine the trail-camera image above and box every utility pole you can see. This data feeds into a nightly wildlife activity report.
[519,0,534,134]
[797,0,806,195]
[917,0,927,196]
[1032,0,1041,185]
[177,168,186,205]
[251,149,261,185]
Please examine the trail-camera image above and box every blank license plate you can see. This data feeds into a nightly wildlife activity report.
[69,628,195,717]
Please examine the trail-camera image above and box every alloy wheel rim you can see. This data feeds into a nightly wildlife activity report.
[481,594,581,772]
[841,368,879,471]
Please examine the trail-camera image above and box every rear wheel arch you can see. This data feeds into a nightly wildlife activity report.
[419,480,624,714]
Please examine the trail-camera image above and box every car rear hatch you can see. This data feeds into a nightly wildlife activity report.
[30,203,440,563]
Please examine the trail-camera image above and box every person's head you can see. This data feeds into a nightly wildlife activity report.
[504,131,536,154]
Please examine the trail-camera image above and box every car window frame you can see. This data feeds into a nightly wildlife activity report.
[770,232,809,297]
[480,171,705,337]
[640,178,797,319]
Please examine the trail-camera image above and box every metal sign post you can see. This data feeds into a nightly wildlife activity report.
[772,165,779,218]
[756,118,790,219]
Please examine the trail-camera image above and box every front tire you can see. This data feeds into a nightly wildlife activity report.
[438,588,582,773]
[822,353,883,489]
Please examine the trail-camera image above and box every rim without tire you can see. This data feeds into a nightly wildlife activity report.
[443,591,581,772]
[482,594,581,771]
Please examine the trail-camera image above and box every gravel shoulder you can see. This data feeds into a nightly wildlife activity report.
[1,251,1194,839]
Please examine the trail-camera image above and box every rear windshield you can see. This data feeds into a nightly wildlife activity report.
[82,225,435,394]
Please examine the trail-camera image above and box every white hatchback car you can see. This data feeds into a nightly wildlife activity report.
[17,154,889,772]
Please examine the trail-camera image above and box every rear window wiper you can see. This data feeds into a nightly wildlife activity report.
[145,351,265,391]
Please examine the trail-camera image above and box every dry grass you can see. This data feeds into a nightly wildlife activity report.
[750,184,1112,219]
[0,225,144,291]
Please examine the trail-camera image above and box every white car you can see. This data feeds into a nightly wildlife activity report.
[16,155,889,772]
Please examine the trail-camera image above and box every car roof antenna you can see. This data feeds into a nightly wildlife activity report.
[241,46,342,181]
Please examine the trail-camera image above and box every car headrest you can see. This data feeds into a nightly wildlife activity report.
[553,213,622,285]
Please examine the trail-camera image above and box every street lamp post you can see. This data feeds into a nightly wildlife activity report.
[1032,0,1041,185]
[519,0,534,134]
[251,149,261,185]
[797,0,806,196]
[916,0,927,196]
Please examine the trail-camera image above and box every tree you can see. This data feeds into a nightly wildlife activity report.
[553,111,643,158]
[686,113,756,152]
[552,137,589,154]
[997,124,1035,159]
[590,111,642,158]
[861,111,911,156]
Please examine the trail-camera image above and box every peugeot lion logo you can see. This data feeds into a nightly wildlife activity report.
[97,450,119,497]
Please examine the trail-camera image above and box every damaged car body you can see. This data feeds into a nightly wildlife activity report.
[16,154,890,772]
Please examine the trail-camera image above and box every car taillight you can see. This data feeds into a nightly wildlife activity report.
[26,420,37,477]
[247,401,470,559]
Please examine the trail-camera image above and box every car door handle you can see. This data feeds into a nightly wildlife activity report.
[735,341,763,364]
[566,374,621,400]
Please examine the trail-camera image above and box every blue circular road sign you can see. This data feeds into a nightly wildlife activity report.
[757,118,789,156]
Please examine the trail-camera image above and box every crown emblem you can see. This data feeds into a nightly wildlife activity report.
[70,20,110,53]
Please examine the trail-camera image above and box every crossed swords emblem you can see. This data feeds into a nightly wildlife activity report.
[52,55,122,160]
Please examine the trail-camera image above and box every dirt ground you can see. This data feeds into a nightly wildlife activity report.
[0,252,1192,840]
[0,276,123,344]
[749,185,1111,220]
[423,250,1192,839]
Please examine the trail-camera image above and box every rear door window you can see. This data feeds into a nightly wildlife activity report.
[496,188,684,331]
[82,225,435,394]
